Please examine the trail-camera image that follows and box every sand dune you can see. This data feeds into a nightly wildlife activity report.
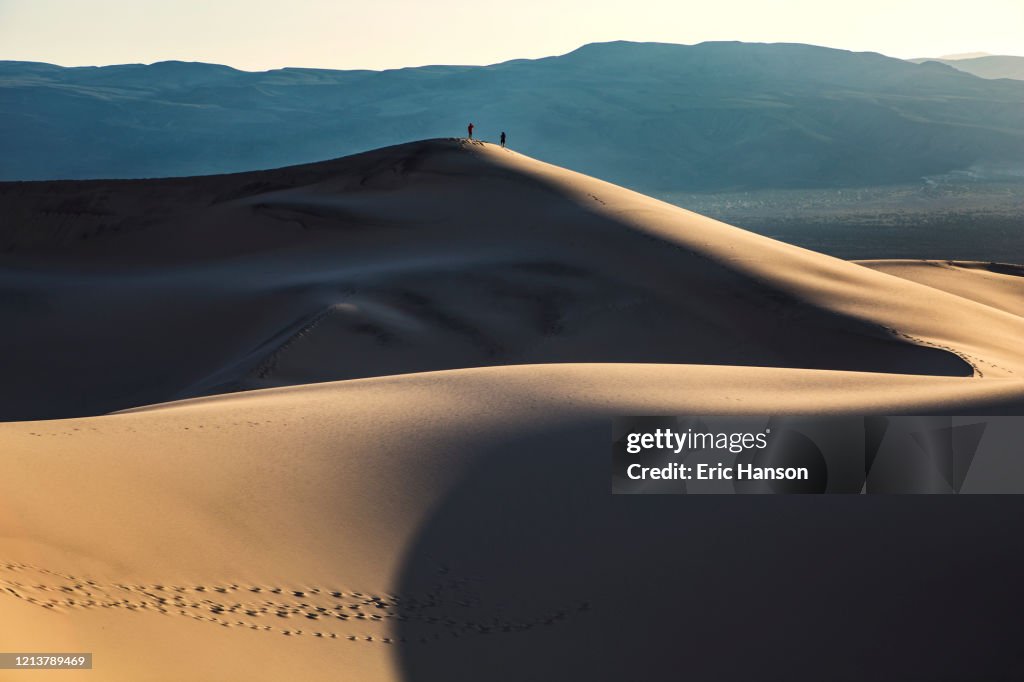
[859,259,1024,319]
[3,364,1024,680]
[1,139,1023,420]
[2,139,1024,680]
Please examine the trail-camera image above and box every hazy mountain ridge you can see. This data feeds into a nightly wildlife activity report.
[910,55,1024,81]
[3,41,1024,191]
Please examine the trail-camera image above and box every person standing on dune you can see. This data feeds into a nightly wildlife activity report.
[467,122,474,139]
[500,131,506,147]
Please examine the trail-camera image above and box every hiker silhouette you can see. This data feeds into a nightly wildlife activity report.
[500,131,506,147]
[467,123,474,139]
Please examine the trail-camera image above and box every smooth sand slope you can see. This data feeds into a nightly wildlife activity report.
[2,140,1024,680]
[859,259,1024,319]
[2,139,1024,420]
[4,366,1024,680]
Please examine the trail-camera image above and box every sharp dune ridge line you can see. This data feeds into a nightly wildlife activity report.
[1,139,1024,680]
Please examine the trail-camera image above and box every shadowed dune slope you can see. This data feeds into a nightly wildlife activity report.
[1,139,1023,420]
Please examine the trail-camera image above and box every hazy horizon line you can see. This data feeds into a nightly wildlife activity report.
[4,39,1021,74]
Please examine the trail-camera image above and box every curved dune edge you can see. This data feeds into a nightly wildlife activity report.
[122,361,1024,417]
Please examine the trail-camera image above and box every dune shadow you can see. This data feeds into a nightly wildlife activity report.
[395,418,1024,680]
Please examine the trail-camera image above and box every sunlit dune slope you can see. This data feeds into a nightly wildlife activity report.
[859,259,1024,319]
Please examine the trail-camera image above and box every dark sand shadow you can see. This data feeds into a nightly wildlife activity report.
[396,418,1024,680]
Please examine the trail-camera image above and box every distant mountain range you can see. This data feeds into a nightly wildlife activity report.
[910,55,1024,81]
[3,41,1024,191]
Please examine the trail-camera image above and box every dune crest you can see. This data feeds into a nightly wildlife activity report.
[2,139,1023,420]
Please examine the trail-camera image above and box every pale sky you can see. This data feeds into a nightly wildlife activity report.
[1,0,1021,71]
